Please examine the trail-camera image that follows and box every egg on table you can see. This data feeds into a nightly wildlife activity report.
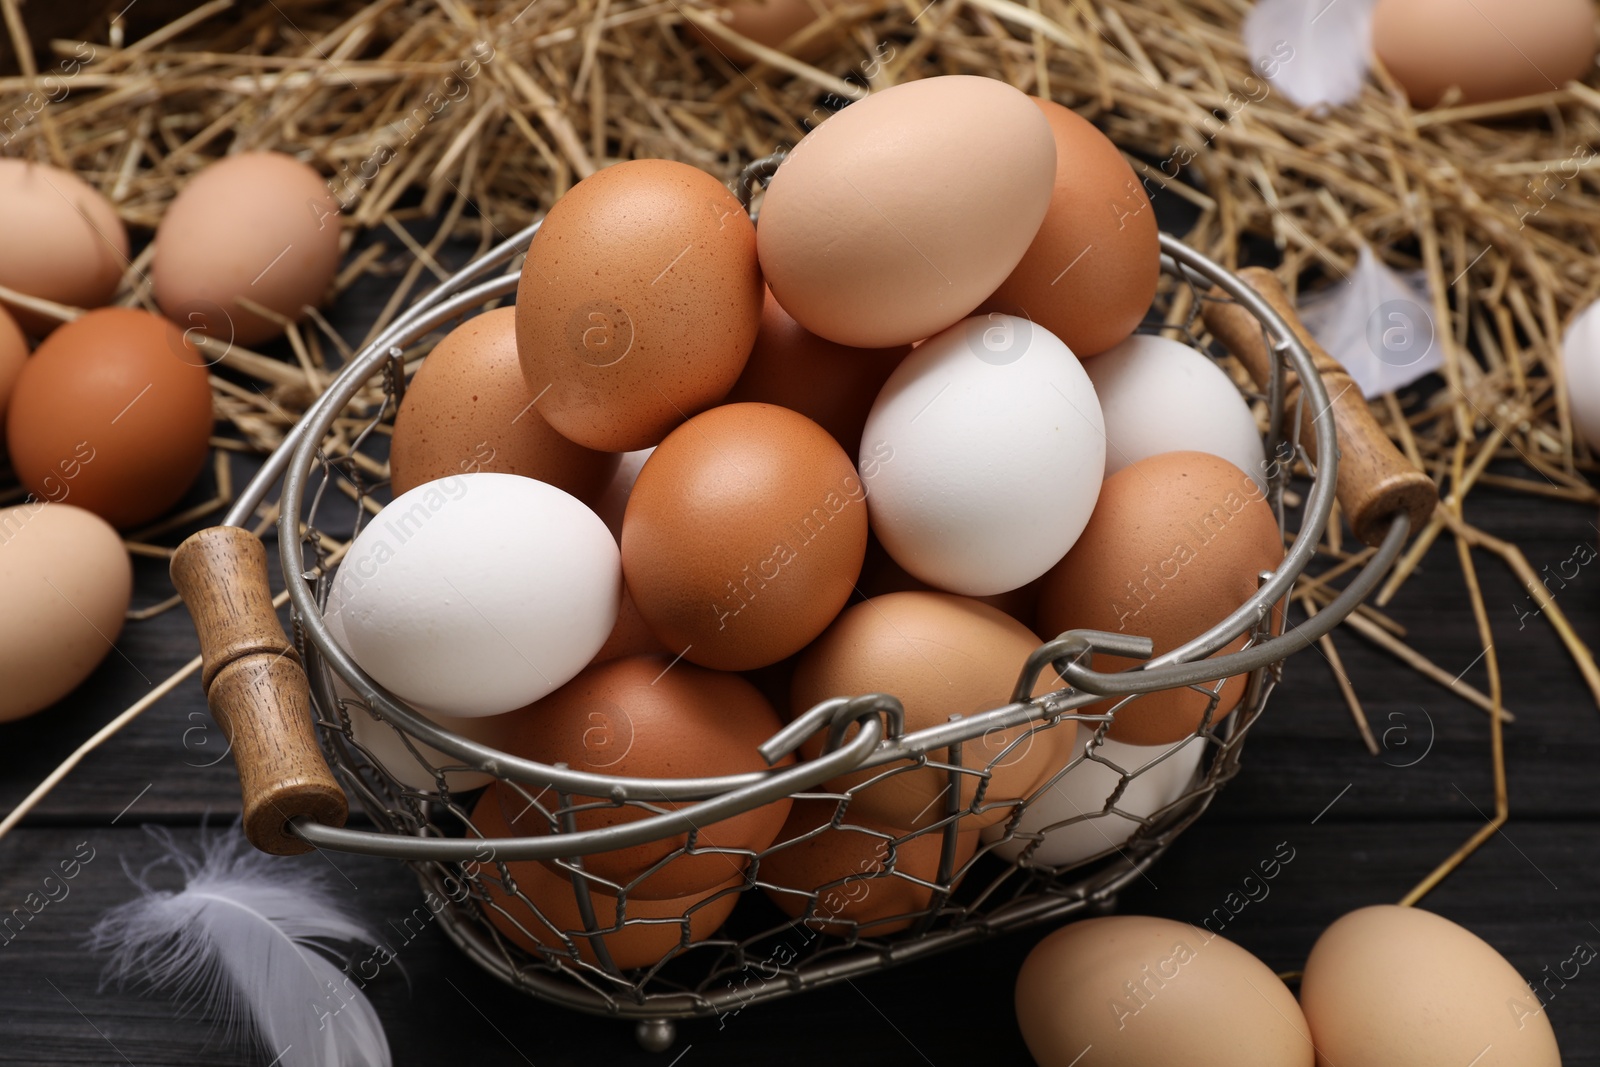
[1300,905,1562,1065]
[5,307,214,529]
[0,159,128,336]
[154,151,343,346]
[1015,915,1314,1066]
[0,502,132,722]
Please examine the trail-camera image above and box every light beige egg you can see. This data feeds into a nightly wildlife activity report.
[1015,915,1314,1066]
[1301,905,1562,1066]
[0,502,132,722]
[154,151,342,346]
[757,75,1056,348]
[0,160,129,336]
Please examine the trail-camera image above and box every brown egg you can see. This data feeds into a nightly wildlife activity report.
[723,286,910,451]
[1036,452,1284,746]
[5,308,213,528]
[0,502,132,722]
[983,98,1159,359]
[759,799,979,936]
[469,788,740,970]
[622,402,868,670]
[390,307,618,501]
[590,583,670,665]
[516,159,762,451]
[0,160,129,336]
[1373,0,1597,107]
[0,305,25,438]
[500,654,793,899]
[793,591,1066,832]
[154,151,342,346]
[856,534,1042,629]
[685,0,847,64]
[1015,916,1314,1066]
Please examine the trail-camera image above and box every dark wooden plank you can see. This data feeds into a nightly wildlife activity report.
[1,821,1595,1065]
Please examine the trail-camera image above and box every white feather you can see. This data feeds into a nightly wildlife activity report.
[1243,0,1376,109]
[1298,243,1444,399]
[88,824,391,1067]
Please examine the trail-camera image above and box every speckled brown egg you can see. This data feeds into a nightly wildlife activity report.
[154,151,342,346]
[0,160,129,336]
[759,800,980,936]
[470,788,740,970]
[500,654,793,899]
[1036,451,1284,746]
[516,159,762,451]
[5,308,213,528]
[390,307,618,501]
[723,286,910,451]
[622,402,868,671]
[0,305,25,438]
[982,98,1159,358]
[793,591,1066,832]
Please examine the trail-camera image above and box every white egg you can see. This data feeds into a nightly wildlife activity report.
[860,314,1105,596]
[1562,298,1600,453]
[982,725,1206,868]
[321,603,513,793]
[591,447,653,540]
[327,472,620,717]
[1085,333,1267,489]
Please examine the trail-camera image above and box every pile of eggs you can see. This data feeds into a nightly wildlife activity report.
[316,75,1286,964]
[0,150,342,722]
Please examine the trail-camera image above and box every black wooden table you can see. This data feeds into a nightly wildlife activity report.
[3,219,1598,1067]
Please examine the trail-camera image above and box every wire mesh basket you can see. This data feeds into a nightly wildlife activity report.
[170,155,1434,1050]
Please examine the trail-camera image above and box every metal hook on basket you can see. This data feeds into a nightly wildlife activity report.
[1013,630,1156,703]
[760,692,907,766]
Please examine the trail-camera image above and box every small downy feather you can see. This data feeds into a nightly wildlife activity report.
[87,823,392,1067]
[1242,0,1376,109]
[1298,243,1444,399]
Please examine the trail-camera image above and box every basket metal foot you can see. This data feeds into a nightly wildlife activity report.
[635,1018,676,1053]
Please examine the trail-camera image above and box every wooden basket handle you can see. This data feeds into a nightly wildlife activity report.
[1201,266,1437,546]
[171,526,347,855]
